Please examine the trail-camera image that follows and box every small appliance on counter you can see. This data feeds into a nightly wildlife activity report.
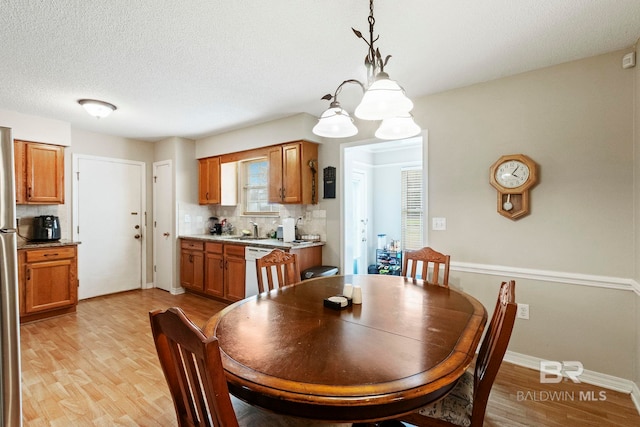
[32,215,61,241]
[208,217,222,235]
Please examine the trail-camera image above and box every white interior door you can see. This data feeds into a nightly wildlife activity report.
[153,160,173,292]
[73,155,146,299]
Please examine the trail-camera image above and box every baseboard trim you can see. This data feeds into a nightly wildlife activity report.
[504,351,635,394]
[631,382,640,416]
[452,261,639,295]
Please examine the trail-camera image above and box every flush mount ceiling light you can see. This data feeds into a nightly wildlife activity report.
[313,0,420,140]
[78,99,117,118]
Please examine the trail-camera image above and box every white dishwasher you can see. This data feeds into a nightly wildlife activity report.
[245,246,273,297]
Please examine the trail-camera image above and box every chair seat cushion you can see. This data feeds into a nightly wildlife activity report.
[416,370,474,427]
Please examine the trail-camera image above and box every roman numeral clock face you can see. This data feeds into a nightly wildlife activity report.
[489,154,538,220]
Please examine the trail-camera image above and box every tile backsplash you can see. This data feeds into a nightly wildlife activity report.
[178,202,327,241]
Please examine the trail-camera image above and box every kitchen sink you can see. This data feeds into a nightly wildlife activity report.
[235,236,269,240]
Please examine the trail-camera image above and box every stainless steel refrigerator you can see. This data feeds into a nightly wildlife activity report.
[0,126,22,426]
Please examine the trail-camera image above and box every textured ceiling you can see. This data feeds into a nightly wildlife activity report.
[1,0,639,142]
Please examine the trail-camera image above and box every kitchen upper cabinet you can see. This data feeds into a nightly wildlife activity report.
[268,140,318,204]
[14,140,65,204]
[18,245,78,323]
[198,156,221,204]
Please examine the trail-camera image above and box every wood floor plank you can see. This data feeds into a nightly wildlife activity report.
[20,289,640,426]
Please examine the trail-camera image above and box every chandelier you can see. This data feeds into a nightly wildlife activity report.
[312,0,420,140]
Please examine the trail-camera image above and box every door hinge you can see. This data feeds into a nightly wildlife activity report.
[76,171,80,180]
[77,225,80,234]
[154,265,157,272]
[154,176,157,183]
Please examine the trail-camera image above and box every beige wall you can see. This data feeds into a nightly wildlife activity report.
[316,50,638,379]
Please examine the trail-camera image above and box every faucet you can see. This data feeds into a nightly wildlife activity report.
[250,221,258,238]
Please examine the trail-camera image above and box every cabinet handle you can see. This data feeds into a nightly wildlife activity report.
[43,253,59,257]
[189,254,193,263]
[219,259,223,269]
[27,187,32,198]
[206,192,210,200]
[26,268,30,281]
[225,260,228,270]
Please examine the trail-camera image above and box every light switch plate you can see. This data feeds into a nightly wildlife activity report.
[432,217,446,231]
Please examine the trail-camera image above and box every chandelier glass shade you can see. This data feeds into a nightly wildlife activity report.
[375,114,421,140]
[313,0,420,140]
[354,72,414,121]
[312,101,358,138]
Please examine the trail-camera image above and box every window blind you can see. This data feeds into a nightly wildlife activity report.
[401,168,423,251]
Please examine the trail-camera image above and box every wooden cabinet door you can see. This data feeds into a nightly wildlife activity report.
[198,157,221,204]
[204,245,224,298]
[268,146,283,203]
[25,142,64,204]
[180,249,204,291]
[24,258,75,313]
[14,140,25,204]
[281,142,302,203]
[224,245,246,302]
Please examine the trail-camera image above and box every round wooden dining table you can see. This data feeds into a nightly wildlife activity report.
[203,274,487,423]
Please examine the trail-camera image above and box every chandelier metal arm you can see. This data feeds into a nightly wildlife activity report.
[320,79,366,103]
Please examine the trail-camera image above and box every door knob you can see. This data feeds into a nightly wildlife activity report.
[134,234,141,239]
[134,225,140,229]
[163,232,170,237]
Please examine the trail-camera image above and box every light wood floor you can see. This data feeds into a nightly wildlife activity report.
[20,289,640,426]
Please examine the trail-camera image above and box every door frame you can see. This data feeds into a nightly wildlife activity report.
[72,154,147,294]
[339,131,428,274]
[152,159,176,293]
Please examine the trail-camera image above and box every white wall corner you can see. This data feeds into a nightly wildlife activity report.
[171,287,186,296]
[143,282,154,290]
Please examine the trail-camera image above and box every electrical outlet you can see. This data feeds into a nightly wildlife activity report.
[517,303,530,320]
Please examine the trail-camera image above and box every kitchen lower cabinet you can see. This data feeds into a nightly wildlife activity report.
[181,239,246,302]
[223,244,245,302]
[18,244,78,323]
[204,242,224,298]
[180,240,204,291]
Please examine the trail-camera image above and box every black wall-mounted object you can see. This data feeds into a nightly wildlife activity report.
[324,166,336,199]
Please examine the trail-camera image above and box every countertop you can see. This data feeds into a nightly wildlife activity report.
[179,234,324,250]
[17,239,81,249]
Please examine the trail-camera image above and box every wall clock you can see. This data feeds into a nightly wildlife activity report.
[489,154,538,220]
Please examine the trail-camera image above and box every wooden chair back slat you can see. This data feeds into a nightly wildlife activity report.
[402,247,451,287]
[149,307,239,427]
[256,249,301,293]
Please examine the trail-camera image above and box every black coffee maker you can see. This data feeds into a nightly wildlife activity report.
[208,217,222,235]
[32,215,61,241]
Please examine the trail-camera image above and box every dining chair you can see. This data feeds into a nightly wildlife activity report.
[402,247,451,286]
[398,280,517,427]
[256,249,301,293]
[149,306,239,427]
[150,307,351,427]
